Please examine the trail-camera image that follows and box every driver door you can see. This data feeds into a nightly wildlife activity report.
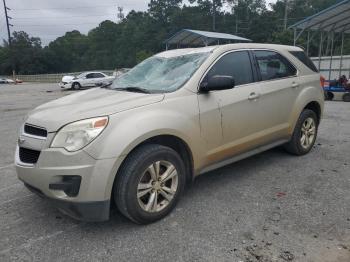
[198,50,262,165]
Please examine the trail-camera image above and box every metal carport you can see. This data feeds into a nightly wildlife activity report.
[290,0,350,79]
[164,29,251,50]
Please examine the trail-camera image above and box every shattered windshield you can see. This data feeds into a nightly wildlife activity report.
[110,52,210,93]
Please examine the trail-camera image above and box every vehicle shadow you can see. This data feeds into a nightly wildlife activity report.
[2,146,303,258]
[9,146,291,232]
[100,146,290,228]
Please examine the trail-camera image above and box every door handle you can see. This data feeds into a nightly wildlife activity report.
[248,92,260,100]
[291,82,300,88]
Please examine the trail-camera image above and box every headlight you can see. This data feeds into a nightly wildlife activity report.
[51,116,108,152]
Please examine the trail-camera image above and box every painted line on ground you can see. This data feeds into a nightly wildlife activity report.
[0,224,83,255]
[0,164,14,170]
[0,194,32,206]
[0,183,22,193]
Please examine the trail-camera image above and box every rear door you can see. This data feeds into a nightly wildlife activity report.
[92,73,107,85]
[83,73,96,87]
[252,50,299,138]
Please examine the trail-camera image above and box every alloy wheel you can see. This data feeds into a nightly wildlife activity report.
[137,160,178,213]
[300,117,316,149]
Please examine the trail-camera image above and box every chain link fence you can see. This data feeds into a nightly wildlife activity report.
[6,70,117,83]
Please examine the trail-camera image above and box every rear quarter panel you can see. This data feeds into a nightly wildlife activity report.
[288,74,324,134]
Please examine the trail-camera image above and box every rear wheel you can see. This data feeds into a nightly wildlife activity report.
[343,93,350,102]
[114,144,186,224]
[284,109,318,155]
[71,82,81,90]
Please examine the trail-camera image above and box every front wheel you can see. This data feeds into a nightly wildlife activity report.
[284,109,318,155]
[114,144,186,224]
[71,82,81,90]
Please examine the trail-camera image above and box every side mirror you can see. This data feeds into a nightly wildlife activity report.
[200,75,235,92]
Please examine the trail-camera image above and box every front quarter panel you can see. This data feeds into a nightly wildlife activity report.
[84,91,204,169]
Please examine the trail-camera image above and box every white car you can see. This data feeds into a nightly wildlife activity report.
[59,72,115,90]
[0,78,15,84]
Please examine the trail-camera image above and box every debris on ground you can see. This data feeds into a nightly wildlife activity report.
[279,251,295,261]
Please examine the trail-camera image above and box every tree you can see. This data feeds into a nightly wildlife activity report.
[0,0,343,76]
[44,30,89,73]
[0,31,47,75]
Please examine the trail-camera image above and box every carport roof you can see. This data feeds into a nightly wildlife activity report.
[290,0,350,33]
[164,29,252,46]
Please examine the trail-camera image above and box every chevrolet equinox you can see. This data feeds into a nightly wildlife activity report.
[15,44,324,224]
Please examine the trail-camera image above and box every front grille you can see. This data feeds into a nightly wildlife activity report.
[24,124,47,138]
[19,147,41,164]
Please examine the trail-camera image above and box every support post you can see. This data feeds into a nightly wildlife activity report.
[329,32,334,81]
[293,28,297,46]
[318,32,323,71]
[339,32,344,77]
[325,32,331,56]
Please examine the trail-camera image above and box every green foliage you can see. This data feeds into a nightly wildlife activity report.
[0,0,341,75]
[136,50,153,64]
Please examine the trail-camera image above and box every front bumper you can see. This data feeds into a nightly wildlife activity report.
[59,82,71,89]
[24,182,110,221]
[15,139,120,221]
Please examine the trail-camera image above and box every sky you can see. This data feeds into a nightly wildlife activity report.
[0,0,278,46]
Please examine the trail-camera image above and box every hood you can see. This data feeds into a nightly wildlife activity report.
[26,88,164,132]
[62,75,75,82]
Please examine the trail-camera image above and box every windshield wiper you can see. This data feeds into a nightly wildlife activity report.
[113,87,151,94]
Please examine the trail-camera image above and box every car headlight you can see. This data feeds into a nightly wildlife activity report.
[51,116,108,152]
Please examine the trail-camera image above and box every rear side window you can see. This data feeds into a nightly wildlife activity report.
[254,50,297,81]
[290,51,319,72]
[93,73,105,78]
[207,51,254,86]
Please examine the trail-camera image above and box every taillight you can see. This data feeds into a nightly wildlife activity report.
[320,76,325,89]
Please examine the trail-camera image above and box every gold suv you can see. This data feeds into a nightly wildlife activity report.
[15,44,324,224]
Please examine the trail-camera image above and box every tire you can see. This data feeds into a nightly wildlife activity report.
[343,93,350,102]
[71,82,81,90]
[284,109,318,156]
[325,92,334,101]
[114,144,186,224]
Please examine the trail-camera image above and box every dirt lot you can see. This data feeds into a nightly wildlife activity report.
[0,83,349,262]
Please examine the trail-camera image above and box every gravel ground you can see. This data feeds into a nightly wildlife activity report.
[0,83,349,262]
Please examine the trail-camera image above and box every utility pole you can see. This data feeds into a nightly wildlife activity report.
[283,0,288,30]
[212,0,216,31]
[117,6,124,22]
[2,0,15,79]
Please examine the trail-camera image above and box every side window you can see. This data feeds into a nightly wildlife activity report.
[86,73,94,79]
[289,51,318,72]
[206,51,254,86]
[254,51,297,81]
[94,73,105,78]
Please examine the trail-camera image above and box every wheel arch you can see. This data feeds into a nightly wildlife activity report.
[109,134,195,206]
[303,101,322,124]
[71,81,81,88]
[119,134,194,185]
